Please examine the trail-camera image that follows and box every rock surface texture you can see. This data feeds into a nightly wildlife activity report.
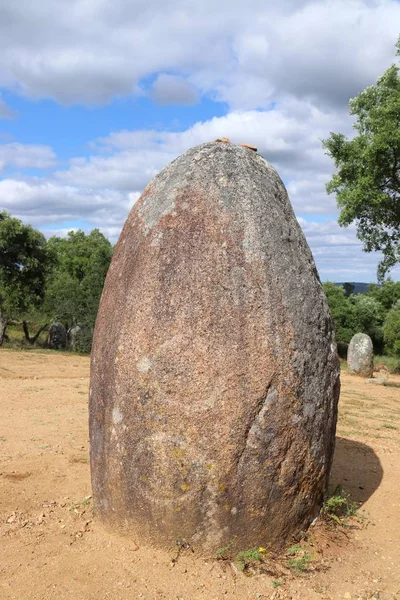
[347,333,374,378]
[90,142,340,553]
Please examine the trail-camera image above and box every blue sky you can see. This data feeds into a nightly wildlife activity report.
[0,0,399,282]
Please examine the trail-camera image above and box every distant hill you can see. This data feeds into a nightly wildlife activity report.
[334,282,376,295]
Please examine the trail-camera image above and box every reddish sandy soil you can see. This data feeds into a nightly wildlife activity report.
[0,349,399,600]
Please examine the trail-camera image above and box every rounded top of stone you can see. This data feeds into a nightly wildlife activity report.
[185,140,259,157]
[156,140,277,185]
[349,332,373,348]
[136,141,284,238]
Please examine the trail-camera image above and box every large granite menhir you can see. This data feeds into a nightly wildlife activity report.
[90,142,340,553]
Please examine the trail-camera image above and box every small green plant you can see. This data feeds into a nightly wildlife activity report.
[272,579,284,588]
[322,485,359,525]
[234,547,265,571]
[286,545,312,574]
[215,538,236,559]
[287,543,303,556]
[70,495,92,513]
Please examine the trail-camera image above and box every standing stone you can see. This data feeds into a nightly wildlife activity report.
[68,324,81,349]
[90,142,340,553]
[347,333,374,377]
[49,322,67,349]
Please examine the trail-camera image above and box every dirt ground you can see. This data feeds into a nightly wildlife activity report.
[0,350,399,600]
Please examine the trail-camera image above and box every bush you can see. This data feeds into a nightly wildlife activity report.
[383,300,400,357]
[337,341,349,359]
[73,327,93,354]
[374,354,400,374]
[322,283,357,345]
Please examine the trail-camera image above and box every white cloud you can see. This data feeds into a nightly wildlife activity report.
[1,0,399,281]
[54,99,350,219]
[0,143,56,171]
[150,74,199,106]
[297,218,400,281]
[0,1,398,108]
[0,178,137,230]
[0,101,370,278]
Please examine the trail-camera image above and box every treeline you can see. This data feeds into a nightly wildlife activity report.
[0,211,113,352]
[323,282,400,359]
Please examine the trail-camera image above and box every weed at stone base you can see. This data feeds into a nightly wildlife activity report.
[70,494,92,515]
[234,547,266,572]
[215,537,236,559]
[322,485,359,525]
[286,544,312,574]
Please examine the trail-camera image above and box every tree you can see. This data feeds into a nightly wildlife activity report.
[44,229,113,344]
[322,283,357,350]
[323,37,400,282]
[352,294,385,353]
[367,279,400,311]
[0,211,55,345]
[343,282,355,298]
[383,300,400,357]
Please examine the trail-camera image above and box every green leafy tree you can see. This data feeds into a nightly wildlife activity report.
[343,282,355,298]
[352,294,385,353]
[323,283,357,351]
[383,300,400,357]
[323,37,400,281]
[44,229,113,345]
[367,279,400,311]
[0,211,55,345]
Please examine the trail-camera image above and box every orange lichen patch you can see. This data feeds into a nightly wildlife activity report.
[241,143,257,151]
[214,137,230,142]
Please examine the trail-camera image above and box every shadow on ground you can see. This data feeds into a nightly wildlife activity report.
[329,436,383,505]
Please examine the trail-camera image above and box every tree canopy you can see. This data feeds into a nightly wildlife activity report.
[0,211,55,343]
[323,37,400,282]
[322,283,356,346]
[44,229,113,330]
[383,300,400,357]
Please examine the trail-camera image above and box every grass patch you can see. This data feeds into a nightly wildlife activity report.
[286,544,312,574]
[374,355,400,374]
[234,547,265,572]
[215,538,236,559]
[3,322,49,347]
[322,486,359,525]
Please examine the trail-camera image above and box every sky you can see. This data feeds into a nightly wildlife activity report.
[0,0,399,283]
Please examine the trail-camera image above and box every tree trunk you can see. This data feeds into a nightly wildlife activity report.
[22,320,49,345]
[0,302,7,346]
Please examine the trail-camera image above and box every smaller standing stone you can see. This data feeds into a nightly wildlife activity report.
[68,325,81,350]
[49,322,67,349]
[347,333,374,377]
